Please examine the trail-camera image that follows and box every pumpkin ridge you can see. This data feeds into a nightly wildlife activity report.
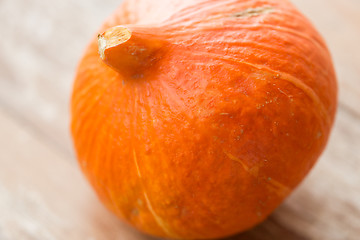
[139,81,230,237]
[131,88,180,238]
[173,48,329,125]
[248,63,330,126]
[90,82,121,181]
[164,24,328,57]
[139,88,180,234]
[73,79,124,219]
[72,78,116,119]
[164,0,261,26]
[71,70,104,108]
[138,87,216,238]
[194,40,329,77]
[223,150,290,197]
[72,83,116,148]
[71,79,117,161]
[132,148,177,237]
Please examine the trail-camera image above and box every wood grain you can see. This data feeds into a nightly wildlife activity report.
[0,0,359,239]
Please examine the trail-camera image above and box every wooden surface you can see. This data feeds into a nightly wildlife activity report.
[0,0,359,239]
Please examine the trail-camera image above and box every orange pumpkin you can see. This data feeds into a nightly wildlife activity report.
[71,0,337,239]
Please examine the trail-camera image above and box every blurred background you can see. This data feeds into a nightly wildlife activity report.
[0,0,359,239]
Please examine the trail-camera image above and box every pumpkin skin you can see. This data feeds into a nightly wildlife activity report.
[71,0,337,239]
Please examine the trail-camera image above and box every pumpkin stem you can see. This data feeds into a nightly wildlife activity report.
[98,25,166,79]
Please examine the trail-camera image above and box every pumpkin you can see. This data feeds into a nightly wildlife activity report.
[71,0,337,239]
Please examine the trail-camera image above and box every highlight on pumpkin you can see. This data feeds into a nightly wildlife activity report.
[97,25,166,78]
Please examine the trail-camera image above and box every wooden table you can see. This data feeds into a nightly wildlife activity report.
[0,0,359,239]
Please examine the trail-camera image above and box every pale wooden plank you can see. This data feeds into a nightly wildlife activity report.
[0,107,157,240]
[0,0,359,239]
